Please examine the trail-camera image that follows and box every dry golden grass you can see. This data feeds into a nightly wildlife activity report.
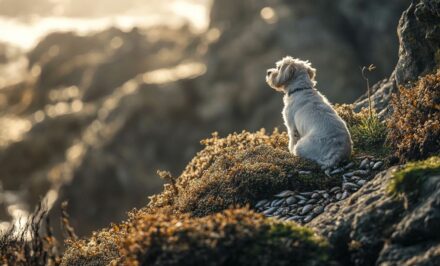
[62,208,331,266]
[388,70,440,162]
[147,129,338,217]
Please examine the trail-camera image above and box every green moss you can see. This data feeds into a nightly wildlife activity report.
[388,156,440,197]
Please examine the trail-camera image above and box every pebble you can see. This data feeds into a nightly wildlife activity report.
[301,204,313,215]
[360,158,369,169]
[297,200,306,205]
[299,192,313,197]
[351,170,369,176]
[343,182,359,191]
[344,172,354,178]
[330,186,340,193]
[287,216,301,221]
[275,190,295,198]
[303,215,314,223]
[357,180,366,186]
[298,170,312,175]
[336,193,342,200]
[311,193,320,199]
[344,162,355,169]
[263,207,277,215]
[295,195,307,201]
[271,199,285,207]
[256,200,268,208]
[286,196,297,205]
[372,161,383,170]
[350,176,361,181]
[341,191,349,200]
[313,205,324,214]
[306,199,318,204]
[330,168,344,175]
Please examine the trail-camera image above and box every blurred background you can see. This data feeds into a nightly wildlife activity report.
[0,0,409,236]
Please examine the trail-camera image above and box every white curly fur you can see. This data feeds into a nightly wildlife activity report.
[266,56,352,168]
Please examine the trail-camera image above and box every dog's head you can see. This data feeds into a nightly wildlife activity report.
[265,56,316,92]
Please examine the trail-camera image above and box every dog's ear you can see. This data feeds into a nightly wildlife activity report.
[277,63,295,86]
[307,65,316,81]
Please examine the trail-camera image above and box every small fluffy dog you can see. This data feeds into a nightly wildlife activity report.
[266,56,352,168]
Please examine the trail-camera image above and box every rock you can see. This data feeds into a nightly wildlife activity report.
[301,204,314,215]
[360,158,370,169]
[394,0,440,86]
[373,161,384,170]
[310,164,440,265]
[274,190,295,198]
[355,0,440,116]
[255,200,268,208]
[286,196,297,205]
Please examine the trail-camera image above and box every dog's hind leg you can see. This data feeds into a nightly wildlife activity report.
[293,136,321,163]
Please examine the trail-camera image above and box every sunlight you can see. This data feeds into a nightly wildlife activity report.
[0,0,212,50]
[142,62,207,84]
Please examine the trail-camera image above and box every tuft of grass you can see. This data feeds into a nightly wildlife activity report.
[350,111,389,156]
[62,208,332,266]
[388,156,440,198]
[387,70,440,162]
[335,104,390,158]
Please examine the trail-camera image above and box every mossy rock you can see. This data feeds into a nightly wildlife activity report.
[388,156,440,198]
[147,130,339,217]
[62,208,332,266]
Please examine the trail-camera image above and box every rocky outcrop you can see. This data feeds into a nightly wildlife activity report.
[355,0,440,115]
[395,0,440,86]
[309,159,440,265]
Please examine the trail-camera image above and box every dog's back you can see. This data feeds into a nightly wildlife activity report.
[284,89,353,167]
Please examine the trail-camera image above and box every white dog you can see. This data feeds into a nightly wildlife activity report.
[266,56,352,169]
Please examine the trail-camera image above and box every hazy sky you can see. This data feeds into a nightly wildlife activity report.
[0,0,212,49]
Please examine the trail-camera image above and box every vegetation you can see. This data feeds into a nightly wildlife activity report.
[62,208,331,266]
[0,203,61,266]
[61,130,342,265]
[147,129,339,217]
[388,156,440,198]
[388,70,440,162]
[335,104,389,158]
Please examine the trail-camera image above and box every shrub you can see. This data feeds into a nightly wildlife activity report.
[388,70,440,162]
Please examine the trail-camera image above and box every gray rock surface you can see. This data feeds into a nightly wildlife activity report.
[355,0,440,116]
[309,168,440,265]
